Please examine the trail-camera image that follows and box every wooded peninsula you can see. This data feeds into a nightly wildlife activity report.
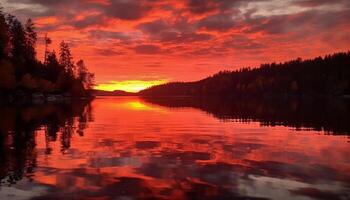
[0,9,94,103]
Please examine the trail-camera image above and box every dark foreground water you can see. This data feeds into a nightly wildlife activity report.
[0,97,349,200]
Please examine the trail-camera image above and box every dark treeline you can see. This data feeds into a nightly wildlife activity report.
[0,100,93,185]
[0,8,94,99]
[140,52,350,97]
[142,96,350,135]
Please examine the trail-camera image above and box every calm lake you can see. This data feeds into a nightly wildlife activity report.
[0,96,349,200]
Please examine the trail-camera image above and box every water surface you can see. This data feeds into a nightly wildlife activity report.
[0,97,349,200]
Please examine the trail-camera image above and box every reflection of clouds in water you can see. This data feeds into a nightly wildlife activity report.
[89,157,142,168]
[238,175,310,200]
[0,180,50,200]
[8,160,348,200]
[29,174,155,200]
[222,142,267,158]
[239,175,349,200]
[0,97,350,200]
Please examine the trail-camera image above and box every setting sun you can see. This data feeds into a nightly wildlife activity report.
[94,80,167,93]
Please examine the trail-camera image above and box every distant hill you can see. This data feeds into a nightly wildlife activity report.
[140,51,350,97]
[92,89,136,96]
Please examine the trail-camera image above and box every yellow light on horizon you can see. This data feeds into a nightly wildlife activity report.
[95,80,167,93]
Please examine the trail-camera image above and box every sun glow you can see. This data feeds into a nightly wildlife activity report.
[95,80,167,93]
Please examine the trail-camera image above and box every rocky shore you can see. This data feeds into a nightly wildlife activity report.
[0,91,92,104]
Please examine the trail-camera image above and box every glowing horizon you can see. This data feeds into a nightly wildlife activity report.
[94,79,167,93]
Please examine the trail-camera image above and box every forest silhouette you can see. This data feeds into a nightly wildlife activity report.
[140,52,350,97]
[0,9,94,100]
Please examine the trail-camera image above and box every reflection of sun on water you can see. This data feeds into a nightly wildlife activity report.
[124,101,168,112]
[127,102,150,110]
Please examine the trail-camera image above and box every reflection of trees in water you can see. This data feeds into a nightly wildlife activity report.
[0,100,93,185]
[0,129,36,186]
[142,96,350,135]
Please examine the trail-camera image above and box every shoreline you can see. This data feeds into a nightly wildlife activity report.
[0,92,94,105]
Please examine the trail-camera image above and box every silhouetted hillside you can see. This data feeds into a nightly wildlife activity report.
[140,52,350,97]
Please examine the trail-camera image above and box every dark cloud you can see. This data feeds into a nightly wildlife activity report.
[172,32,213,42]
[89,30,131,40]
[188,47,229,57]
[137,18,212,43]
[157,31,178,42]
[104,0,153,20]
[187,0,218,14]
[294,0,347,7]
[230,41,264,50]
[94,48,125,56]
[158,32,213,43]
[197,13,237,31]
[290,187,346,200]
[221,35,265,51]
[186,0,267,14]
[137,19,170,35]
[7,0,67,6]
[7,0,153,22]
[7,0,96,17]
[133,44,162,54]
[246,9,350,35]
[70,15,105,29]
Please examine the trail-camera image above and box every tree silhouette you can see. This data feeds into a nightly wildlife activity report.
[44,34,52,65]
[24,19,37,62]
[6,14,26,64]
[0,60,15,91]
[0,8,9,60]
[46,51,64,82]
[59,41,75,77]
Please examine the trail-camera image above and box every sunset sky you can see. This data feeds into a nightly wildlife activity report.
[2,0,350,92]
